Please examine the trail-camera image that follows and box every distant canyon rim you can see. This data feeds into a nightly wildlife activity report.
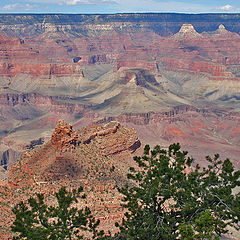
[0,13,240,173]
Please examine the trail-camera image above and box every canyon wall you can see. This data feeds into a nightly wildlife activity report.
[0,14,240,37]
[0,14,240,172]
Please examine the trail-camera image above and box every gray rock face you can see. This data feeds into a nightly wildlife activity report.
[0,147,22,169]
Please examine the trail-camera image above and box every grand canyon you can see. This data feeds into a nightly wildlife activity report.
[0,13,240,239]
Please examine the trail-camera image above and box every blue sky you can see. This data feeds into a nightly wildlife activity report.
[0,0,239,14]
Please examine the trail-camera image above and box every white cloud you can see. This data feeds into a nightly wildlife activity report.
[65,0,115,5]
[215,4,239,12]
[24,0,116,6]
[2,3,35,11]
[65,0,89,5]
[219,4,234,11]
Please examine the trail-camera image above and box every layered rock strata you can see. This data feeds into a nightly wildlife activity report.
[0,121,141,239]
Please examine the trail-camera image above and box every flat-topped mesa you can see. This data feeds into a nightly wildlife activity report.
[179,24,196,33]
[172,23,201,39]
[51,120,79,150]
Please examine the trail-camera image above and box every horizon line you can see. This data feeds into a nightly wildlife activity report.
[0,12,239,15]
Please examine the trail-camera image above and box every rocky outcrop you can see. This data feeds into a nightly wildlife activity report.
[83,121,120,144]
[51,120,79,150]
[82,121,141,155]
[0,120,142,239]
[8,120,141,186]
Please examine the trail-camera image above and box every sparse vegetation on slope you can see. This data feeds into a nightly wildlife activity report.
[11,143,240,240]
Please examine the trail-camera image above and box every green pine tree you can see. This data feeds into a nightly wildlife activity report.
[11,186,107,240]
[116,143,240,240]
